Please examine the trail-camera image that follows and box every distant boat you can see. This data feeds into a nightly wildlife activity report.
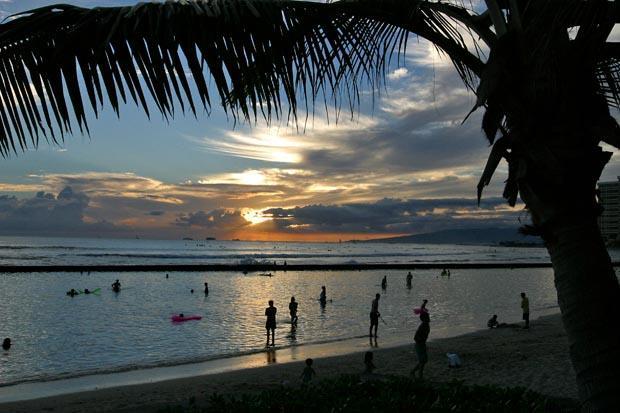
[206,237,216,240]
[232,238,241,241]
[182,237,193,241]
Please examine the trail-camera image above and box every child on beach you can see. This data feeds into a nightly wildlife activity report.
[300,358,316,384]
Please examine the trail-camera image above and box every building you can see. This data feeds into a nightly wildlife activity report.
[598,177,620,242]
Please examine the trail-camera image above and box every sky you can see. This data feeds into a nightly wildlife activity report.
[0,0,618,241]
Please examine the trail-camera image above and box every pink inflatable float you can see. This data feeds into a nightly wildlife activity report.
[171,314,202,322]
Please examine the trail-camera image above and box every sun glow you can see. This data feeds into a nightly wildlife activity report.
[242,208,271,225]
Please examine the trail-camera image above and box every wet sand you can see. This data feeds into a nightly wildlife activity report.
[0,313,576,413]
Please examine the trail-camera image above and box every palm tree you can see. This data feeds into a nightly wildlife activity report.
[0,0,619,410]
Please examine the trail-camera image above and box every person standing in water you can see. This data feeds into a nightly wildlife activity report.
[2,338,11,351]
[406,272,413,288]
[111,279,121,292]
[319,286,327,306]
[204,282,209,296]
[265,300,277,346]
[288,296,298,325]
[411,311,430,380]
[521,292,530,329]
[381,276,387,290]
[369,293,381,338]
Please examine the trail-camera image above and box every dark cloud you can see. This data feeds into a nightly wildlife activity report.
[175,209,250,230]
[260,197,525,235]
[0,186,118,236]
[146,210,165,216]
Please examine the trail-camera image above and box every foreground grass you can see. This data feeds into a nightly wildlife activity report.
[160,375,579,413]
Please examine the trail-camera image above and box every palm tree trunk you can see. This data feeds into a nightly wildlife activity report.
[545,217,620,411]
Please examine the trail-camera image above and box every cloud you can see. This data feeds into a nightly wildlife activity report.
[0,186,119,236]
[387,67,409,80]
[259,197,525,235]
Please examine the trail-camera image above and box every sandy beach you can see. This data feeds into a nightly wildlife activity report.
[0,313,577,413]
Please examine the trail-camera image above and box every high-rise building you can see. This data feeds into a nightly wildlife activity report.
[598,177,620,242]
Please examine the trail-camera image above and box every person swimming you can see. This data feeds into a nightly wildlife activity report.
[111,279,121,292]
[66,288,79,297]
[84,288,91,294]
[2,338,10,351]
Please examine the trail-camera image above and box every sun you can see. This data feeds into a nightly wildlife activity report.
[242,208,271,225]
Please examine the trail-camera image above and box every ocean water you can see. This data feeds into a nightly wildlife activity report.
[0,236,562,266]
[0,236,618,387]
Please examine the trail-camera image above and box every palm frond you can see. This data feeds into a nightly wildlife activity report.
[0,0,486,156]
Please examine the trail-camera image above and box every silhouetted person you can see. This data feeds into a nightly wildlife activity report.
[381,276,387,290]
[364,351,375,374]
[166,273,169,279]
[369,293,380,338]
[406,271,413,288]
[112,279,121,292]
[66,288,78,297]
[265,300,277,346]
[2,338,11,351]
[84,288,91,294]
[441,268,448,277]
[488,314,499,328]
[204,282,209,296]
[521,292,530,329]
[319,286,327,306]
[300,358,316,384]
[289,296,298,325]
[412,311,430,380]
[190,289,194,294]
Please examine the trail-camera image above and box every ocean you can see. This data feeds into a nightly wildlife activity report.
[0,236,618,388]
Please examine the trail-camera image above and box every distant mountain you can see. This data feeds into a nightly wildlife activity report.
[357,227,541,246]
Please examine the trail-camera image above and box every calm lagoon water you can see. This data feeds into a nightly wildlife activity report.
[2,236,618,387]
[1,267,560,386]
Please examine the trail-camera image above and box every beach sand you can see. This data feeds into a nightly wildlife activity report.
[0,314,576,413]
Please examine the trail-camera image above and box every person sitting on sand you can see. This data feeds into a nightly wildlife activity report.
[521,292,530,329]
[265,300,277,346]
[204,282,209,296]
[369,293,380,338]
[319,286,327,306]
[488,314,499,328]
[381,276,387,289]
[66,288,79,297]
[364,351,376,374]
[111,279,121,292]
[411,311,430,380]
[289,296,298,325]
[2,338,10,351]
[300,358,316,384]
[406,271,413,287]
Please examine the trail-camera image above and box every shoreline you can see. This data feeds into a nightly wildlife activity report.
[0,313,576,413]
[0,262,573,273]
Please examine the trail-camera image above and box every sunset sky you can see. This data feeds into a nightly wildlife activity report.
[1,0,619,241]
